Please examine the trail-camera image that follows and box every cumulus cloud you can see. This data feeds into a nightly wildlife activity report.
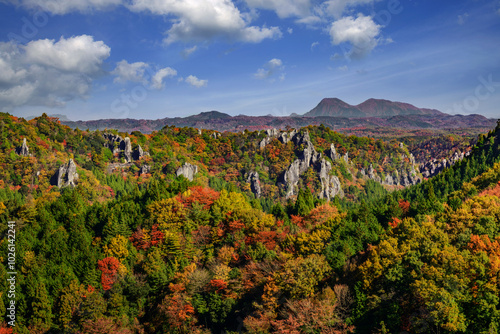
[184,75,207,88]
[3,0,121,14]
[244,0,312,18]
[0,35,110,110]
[129,0,282,44]
[111,60,149,84]
[24,35,110,74]
[329,14,381,58]
[151,67,177,89]
[112,61,178,89]
[254,58,285,81]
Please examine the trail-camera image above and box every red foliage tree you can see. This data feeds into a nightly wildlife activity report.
[398,199,411,215]
[97,257,121,291]
[176,186,220,209]
[209,279,228,293]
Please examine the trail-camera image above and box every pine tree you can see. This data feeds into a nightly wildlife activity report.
[30,282,53,334]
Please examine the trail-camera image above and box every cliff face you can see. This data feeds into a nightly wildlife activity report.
[52,159,79,188]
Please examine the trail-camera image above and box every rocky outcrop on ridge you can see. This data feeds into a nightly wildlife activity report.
[420,151,470,179]
[176,163,198,181]
[103,133,148,163]
[16,138,30,156]
[318,158,344,200]
[247,171,262,198]
[52,159,79,188]
[281,130,345,199]
[359,153,421,187]
[259,128,297,149]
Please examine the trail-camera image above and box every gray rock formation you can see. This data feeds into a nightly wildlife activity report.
[420,150,468,179]
[134,145,144,160]
[318,158,344,200]
[278,129,296,144]
[176,163,198,181]
[122,137,132,162]
[16,138,30,156]
[53,159,79,188]
[327,143,339,161]
[281,130,344,199]
[343,152,349,163]
[103,133,124,155]
[383,173,395,186]
[266,128,280,137]
[367,164,381,183]
[247,171,262,198]
[259,128,296,149]
[139,164,151,175]
[104,133,148,162]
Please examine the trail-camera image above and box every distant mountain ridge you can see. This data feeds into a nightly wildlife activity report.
[304,98,444,118]
[60,98,496,134]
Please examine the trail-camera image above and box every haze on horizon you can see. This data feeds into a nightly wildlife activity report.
[0,0,499,121]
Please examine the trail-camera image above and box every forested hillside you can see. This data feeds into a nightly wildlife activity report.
[0,113,499,333]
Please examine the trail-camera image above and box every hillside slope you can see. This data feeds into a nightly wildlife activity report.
[0,113,499,333]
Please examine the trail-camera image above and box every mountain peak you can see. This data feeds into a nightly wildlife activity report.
[189,110,232,120]
[304,98,445,118]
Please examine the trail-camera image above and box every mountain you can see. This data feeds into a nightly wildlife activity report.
[59,98,496,135]
[304,98,445,117]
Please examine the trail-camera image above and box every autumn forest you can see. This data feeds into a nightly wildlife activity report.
[1,113,500,333]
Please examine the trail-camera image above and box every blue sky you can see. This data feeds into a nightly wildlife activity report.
[0,0,499,121]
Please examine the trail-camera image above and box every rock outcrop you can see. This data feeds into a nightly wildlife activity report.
[123,137,132,162]
[259,128,297,149]
[318,158,344,200]
[139,164,151,175]
[103,133,148,163]
[52,159,79,188]
[16,138,30,156]
[176,163,198,181]
[247,171,262,198]
[134,144,149,160]
[420,151,469,179]
[326,144,339,161]
[281,130,344,199]
[359,153,420,187]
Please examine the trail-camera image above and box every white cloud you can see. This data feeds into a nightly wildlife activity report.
[129,0,282,44]
[182,45,198,58]
[311,41,319,50]
[296,15,323,25]
[111,60,149,84]
[244,0,312,18]
[0,36,110,110]
[338,65,348,71]
[254,58,285,81]
[4,0,121,14]
[287,28,294,34]
[329,14,381,58]
[184,75,207,88]
[25,35,110,73]
[151,67,177,89]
